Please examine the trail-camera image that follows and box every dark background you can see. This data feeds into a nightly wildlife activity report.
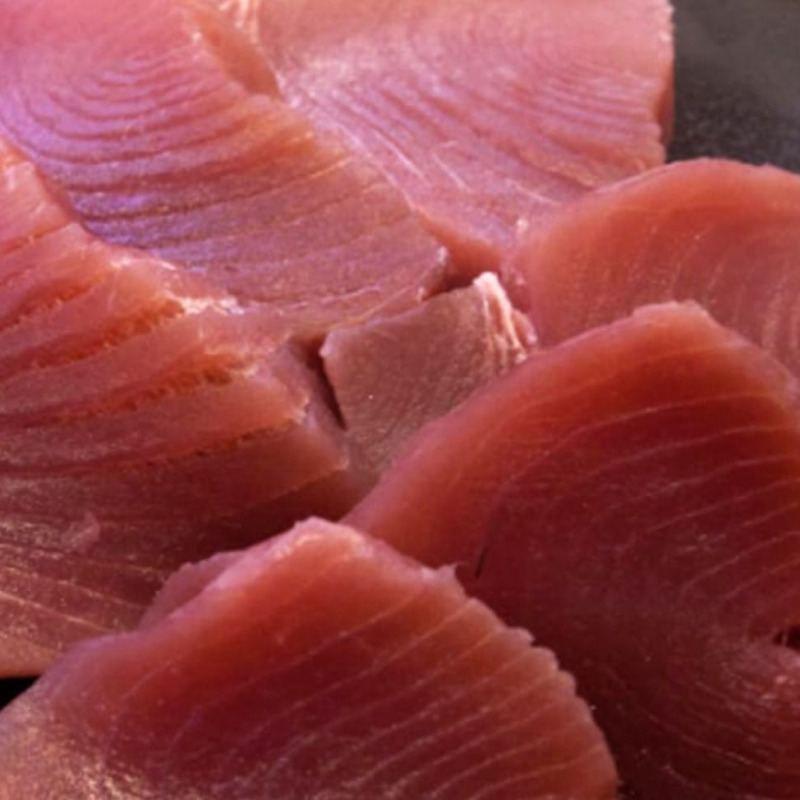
[0,678,34,710]
[1,0,800,713]
[669,0,800,169]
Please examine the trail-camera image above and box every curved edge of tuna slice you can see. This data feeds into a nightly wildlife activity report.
[0,0,448,341]
[0,519,619,800]
[0,140,366,677]
[348,301,800,798]
[321,272,535,479]
[232,0,674,272]
[507,158,800,376]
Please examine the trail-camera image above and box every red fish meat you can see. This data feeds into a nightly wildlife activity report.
[508,159,800,379]
[221,0,674,271]
[350,303,800,799]
[0,140,360,676]
[0,519,619,800]
[0,0,445,341]
[322,274,534,477]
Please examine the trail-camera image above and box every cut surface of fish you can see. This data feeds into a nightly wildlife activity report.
[509,159,800,380]
[0,0,446,341]
[0,519,619,800]
[350,303,800,799]
[0,140,360,677]
[322,273,534,479]
[221,0,673,272]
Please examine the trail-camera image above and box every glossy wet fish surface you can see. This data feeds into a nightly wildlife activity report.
[1,1,800,799]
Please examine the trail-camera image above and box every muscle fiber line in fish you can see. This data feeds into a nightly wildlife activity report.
[0,519,619,800]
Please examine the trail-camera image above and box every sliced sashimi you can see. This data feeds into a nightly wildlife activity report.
[0,0,445,340]
[223,0,673,270]
[0,519,619,800]
[0,142,360,676]
[509,159,800,380]
[323,274,533,477]
[350,304,800,799]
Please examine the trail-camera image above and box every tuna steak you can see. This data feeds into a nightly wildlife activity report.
[509,159,800,379]
[0,0,445,341]
[221,0,674,271]
[322,274,534,477]
[0,519,619,800]
[350,304,800,799]
[0,140,360,677]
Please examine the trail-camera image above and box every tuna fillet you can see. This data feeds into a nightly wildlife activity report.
[322,274,534,477]
[0,141,360,677]
[0,0,445,341]
[0,519,619,800]
[509,159,800,379]
[222,0,674,270]
[350,304,800,799]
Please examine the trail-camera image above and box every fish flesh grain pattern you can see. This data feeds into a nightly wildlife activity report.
[508,159,800,382]
[0,519,619,800]
[220,0,674,273]
[0,0,446,342]
[350,303,800,799]
[0,139,361,677]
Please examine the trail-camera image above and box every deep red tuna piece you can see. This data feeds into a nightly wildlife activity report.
[220,0,673,272]
[0,519,619,800]
[509,159,800,379]
[322,274,534,477]
[350,303,800,799]
[0,0,445,341]
[0,141,360,677]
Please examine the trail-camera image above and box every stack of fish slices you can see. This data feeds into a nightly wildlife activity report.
[0,2,798,799]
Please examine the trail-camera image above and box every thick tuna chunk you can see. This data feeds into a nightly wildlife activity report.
[0,519,619,800]
[0,140,359,676]
[221,0,673,271]
[509,159,800,380]
[351,303,800,799]
[0,0,445,341]
[322,274,533,477]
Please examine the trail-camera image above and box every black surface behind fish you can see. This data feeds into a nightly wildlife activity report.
[669,0,800,169]
[0,679,35,710]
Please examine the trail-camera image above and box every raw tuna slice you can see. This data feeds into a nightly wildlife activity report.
[0,0,445,341]
[222,0,673,271]
[0,519,619,800]
[350,303,800,799]
[509,159,800,378]
[0,141,361,677]
[322,273,534,477]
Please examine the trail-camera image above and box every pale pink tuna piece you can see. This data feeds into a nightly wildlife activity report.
[509,159,800,380]
[0,0,445,341]
[0,141,360,677]
[221,0,673,272]
[350,304,800,799]
[0,519,619,800]
[322,273,534,477]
